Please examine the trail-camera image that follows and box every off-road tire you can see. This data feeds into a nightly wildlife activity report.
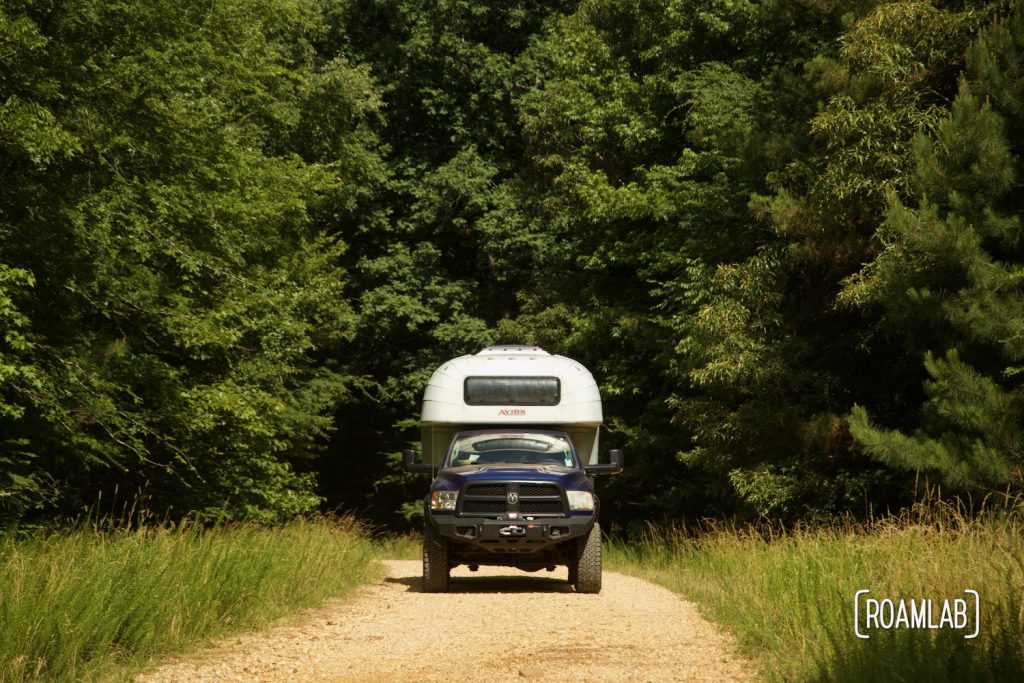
[422,522,450,592]
[572,522,602,594]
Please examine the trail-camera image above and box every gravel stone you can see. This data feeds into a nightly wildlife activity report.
[138,560,758,682]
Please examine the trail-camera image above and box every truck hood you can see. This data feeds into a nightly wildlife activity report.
[435,465,591,491]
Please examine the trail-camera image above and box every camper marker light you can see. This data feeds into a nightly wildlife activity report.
[566,491,594,511]
[430,490,458,510]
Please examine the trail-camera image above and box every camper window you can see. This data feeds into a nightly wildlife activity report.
[463,376,560,406]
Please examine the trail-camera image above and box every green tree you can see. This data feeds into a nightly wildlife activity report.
[500,0,871,525]
[680,0,994,520]
[0,0,381,522]
[849,4,1024,492]
[316,0,572,524]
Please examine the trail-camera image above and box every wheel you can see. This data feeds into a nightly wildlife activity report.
[422,522,450,592]
[572,522,602,594]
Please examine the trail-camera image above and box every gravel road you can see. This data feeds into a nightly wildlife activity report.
[140,560,757,682]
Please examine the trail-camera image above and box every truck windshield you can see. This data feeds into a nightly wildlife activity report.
[445,431,577,468]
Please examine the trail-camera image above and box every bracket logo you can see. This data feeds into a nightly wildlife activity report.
[854,589,980,639]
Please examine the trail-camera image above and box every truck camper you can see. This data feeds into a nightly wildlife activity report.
[403,345,623,593]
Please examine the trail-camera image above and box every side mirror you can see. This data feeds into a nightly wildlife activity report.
[403,448,434,474]
[609,449,624,471]
[584,449,624,476]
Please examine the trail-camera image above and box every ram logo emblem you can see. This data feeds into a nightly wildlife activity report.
[507,492,519,504]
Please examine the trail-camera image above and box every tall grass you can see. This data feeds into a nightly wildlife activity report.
[607,500,1024,681]
[371,532,420,560]
[0,517,381,682]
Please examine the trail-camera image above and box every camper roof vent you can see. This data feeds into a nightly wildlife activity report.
[476,345,550,356]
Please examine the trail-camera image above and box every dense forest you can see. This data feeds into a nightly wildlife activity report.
[2,0,1022,531]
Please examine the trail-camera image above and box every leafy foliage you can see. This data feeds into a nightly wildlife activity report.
[0,0,380,522]
[3,0,1023,527]
[674,0,1002,521]
[849,4,1024,492]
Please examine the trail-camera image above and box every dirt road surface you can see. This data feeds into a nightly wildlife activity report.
[140,560,757,682]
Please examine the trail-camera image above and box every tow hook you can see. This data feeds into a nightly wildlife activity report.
[499,525,526,537]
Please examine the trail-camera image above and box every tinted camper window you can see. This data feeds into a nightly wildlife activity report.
[464,377,561,406]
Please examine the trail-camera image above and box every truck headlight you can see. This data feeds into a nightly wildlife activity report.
[430,490,458,511]
[566,491,594,511]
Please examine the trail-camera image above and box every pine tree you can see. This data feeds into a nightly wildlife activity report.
[679,0,991,520]
[849,5,1024,491]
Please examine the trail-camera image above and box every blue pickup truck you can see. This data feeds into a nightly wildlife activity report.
[403,346,623,593]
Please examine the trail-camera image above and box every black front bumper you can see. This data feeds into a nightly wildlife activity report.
[431,513,594,553]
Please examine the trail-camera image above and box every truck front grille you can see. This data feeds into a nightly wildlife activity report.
[520,499,563,514]
[462,500,506,514]
[458,482,567,518]
[464,483,505,497]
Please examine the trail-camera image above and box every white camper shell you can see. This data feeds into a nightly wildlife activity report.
[421,345,603,465]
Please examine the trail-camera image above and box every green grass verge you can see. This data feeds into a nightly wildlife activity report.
[0,517,381,682]
[372,533,420,561]
[606,503,1024,681]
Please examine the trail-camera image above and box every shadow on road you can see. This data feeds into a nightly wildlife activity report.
[385,573,576,594]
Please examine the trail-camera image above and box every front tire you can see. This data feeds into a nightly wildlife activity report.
[572,522,602,594]
[422,522,450,592]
